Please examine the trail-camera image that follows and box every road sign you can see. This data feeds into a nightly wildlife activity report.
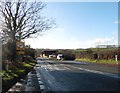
[16,41,25,51]
[16,51,25,54]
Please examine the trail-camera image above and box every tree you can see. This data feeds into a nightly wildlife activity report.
[25,47,36,58]
[0,0,55,61]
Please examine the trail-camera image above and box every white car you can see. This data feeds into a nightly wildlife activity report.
[57,54,63,60]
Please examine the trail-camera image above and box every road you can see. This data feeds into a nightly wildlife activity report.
[34,58,119,92]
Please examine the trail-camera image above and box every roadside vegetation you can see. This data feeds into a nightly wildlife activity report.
[75,58,119,65]
[1,47,37,92]
[74,48,119,65]
[59,49,75,60]
[36,48,119,65]
[0,0,55,92]
[2,59,36,92]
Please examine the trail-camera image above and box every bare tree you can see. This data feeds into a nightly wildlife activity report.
[0,0,55,41]
[0,0,55,61]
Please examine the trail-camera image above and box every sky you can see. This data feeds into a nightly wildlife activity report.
[25,2,118,49]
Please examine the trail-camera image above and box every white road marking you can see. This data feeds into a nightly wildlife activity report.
[37,62,119,79]
[7,82,24,92]
[15,82,22,86]
[37,76,41,79]
[66,65,119,79]
[41,64,70,71]
[40,85,45,90]
[38,81,43,85]
[36,67,69,91]
[27,79,31,82]
[59,64,71,70]
[27,72,31,76]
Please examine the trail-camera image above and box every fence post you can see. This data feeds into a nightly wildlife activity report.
[115,55,118,62]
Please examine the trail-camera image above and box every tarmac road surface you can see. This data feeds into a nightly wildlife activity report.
[34,58,119,92]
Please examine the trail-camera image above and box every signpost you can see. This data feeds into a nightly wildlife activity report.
[16,41,25,51]
[16,41,25,62]
[16,41,25,54]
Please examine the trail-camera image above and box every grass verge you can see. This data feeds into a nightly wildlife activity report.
[1,60,36,93]
[75,58,119,65]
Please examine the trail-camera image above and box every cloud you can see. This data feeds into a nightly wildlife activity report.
[93,38,112,44]
[25,36,118,49]
[25,25,118,49]
[114,20,120,24]
[25,26,69,49]
[87,38,118,47]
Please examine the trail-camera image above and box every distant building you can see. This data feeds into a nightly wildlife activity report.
[42,50,58,58]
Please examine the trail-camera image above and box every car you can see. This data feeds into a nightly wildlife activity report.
[57,54,63,60]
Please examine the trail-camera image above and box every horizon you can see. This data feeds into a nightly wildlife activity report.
[32,44,119,50]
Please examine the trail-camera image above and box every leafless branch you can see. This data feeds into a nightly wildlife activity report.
[0,0,55,42]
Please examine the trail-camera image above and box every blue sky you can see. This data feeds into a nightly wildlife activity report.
[25,2,118,49]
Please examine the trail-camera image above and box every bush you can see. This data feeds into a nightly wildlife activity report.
[62,50,75,60]
[75,48,119,61]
